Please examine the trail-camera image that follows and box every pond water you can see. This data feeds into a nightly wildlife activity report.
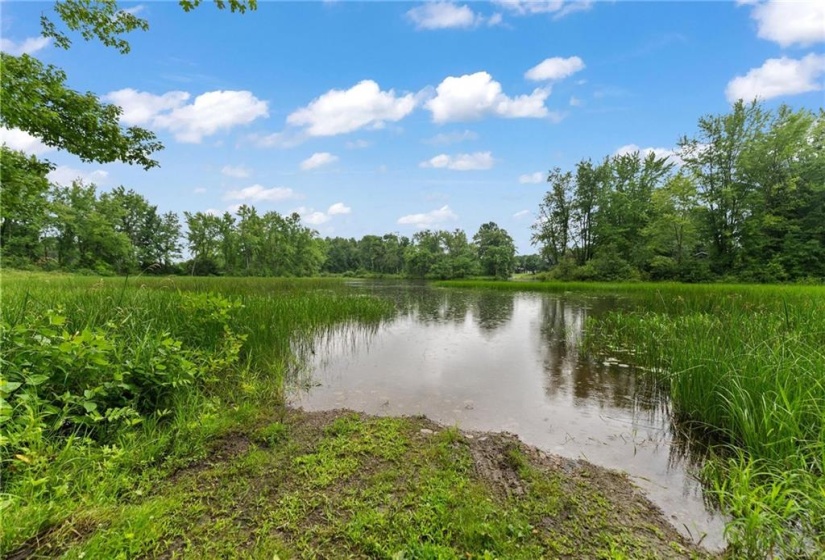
[288,282,726,550]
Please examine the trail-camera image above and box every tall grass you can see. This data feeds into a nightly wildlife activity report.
[0,274,394,553]
[442,279,825,557]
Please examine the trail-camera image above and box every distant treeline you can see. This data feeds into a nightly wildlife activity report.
[532,101,824,283]
[0,158,520,278]
[1,100,822,282]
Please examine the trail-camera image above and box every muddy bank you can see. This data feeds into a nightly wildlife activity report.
[13,408,717,559]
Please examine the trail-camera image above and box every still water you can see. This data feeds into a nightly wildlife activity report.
[288,282,726,550]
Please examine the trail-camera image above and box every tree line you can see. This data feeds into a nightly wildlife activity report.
[532,101,824,283]
[0,157,519,278]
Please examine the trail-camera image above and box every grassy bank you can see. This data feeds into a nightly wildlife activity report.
[439,279,825,558]
[0,274,394,554]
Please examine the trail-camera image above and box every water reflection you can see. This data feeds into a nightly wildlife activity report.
[288,282,725,549]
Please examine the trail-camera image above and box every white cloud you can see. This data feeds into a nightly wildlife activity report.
[726,54,825,102]
[287,80,417,136]
[569,96,583,107]
[300,152,339,170]
[0,36,51,55]
[221,165,251,178]
[406,2,480,29]
[104,88,269,143]
[224,184,299,202]
[423,129,479,145]
[293,207,331,226]
[513,209,532,219]
[487,13,504,26]
[47,166,109,186]
[194,187,207,194]
[525,56,585,81]
[246,131,306,149]
[614,144,682,165]
[493,0,593,19]
[327,202,351,215]
[426,72,549,122]
[0,127,53,156]
[748,0,825,47]
[291,202,351,226]
[420,151,494,171]
[519,171,546,184]
[345,139,371,149]
[397,205,458,228]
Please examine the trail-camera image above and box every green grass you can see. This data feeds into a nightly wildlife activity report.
[440,279,825,558]
[0,274,394,555]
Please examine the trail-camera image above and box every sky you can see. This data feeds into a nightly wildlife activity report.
[1,0,824,253]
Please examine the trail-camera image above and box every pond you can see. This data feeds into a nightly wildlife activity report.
[288,282,726,550]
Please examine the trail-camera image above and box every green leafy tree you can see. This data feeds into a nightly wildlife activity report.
[0,148,52,263]
[532,168,571,265]
[473,222,516,279]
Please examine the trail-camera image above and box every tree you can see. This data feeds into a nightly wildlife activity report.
[532,168,571,265]
[1,54,162,170]
[473,222,516,279]
[0,147,52,263]
[2,0,257,169]
[679,100,765,273]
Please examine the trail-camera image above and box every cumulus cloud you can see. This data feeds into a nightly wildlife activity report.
[493,0,593,19]
[327,202,352,215]
[0,36,51,55]
[425,72,549,122]
[423,129,479,145]
[287,80,417,136]
[725,54,825,102]
[406,2,480,29]
[300,152,339,170]
[47,166,109,186]
[519,171,546,184]
[292,202,351,225]
[221,165,251,178]
[525,56,585,81]
[420,151,495,171]
[224,185,299,203]
[0,127,53,156]
[397,205,458,228]
[614,144,682,165]
[747,0,825,47]
[104,88,269,143]
[293,207,331,225]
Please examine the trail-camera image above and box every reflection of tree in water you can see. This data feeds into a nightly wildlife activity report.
[473,290,515,332]
[411,289,473,325]
[538,296,659,414]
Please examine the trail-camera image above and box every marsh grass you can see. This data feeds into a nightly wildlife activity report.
[0,273,394,553]
[441,279,825,558]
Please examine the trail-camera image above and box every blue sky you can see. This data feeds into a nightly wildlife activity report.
[2,0,823,253]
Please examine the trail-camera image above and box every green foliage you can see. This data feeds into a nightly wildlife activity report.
[0,147,52,262]
[183,207,324,277]
[532,101,824,283]
[0,275,394,552]
[0,54,162,169]
[473,222,516,279]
